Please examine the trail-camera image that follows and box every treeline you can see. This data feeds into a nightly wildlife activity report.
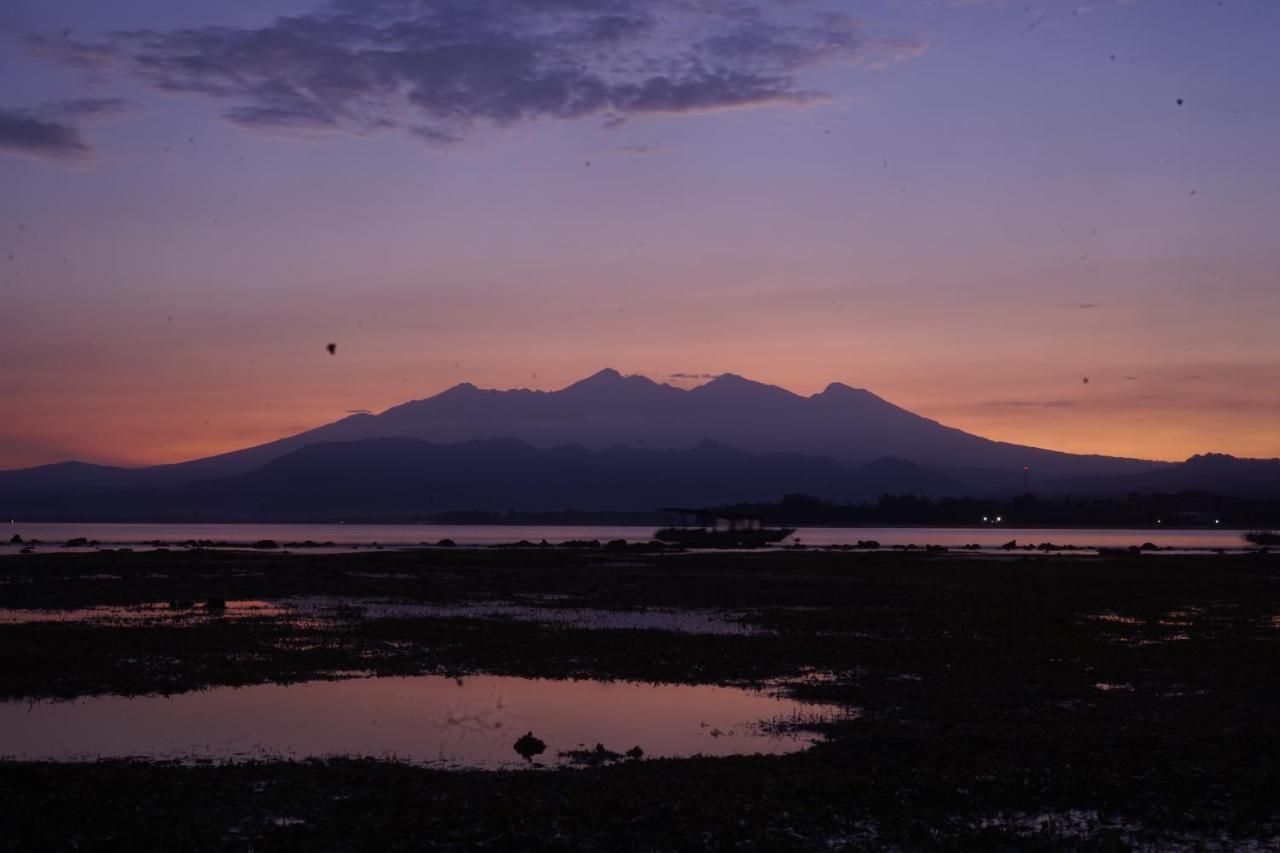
[710,491,1280,528]
[422,491,1280,528]
[426,509,668,525]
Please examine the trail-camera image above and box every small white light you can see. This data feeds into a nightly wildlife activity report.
[996,516,1002,523]
[982,516,988,522]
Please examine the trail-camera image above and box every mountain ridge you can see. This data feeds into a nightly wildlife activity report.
[0,437,965,521]
[0,369,1197,504]
[161,367,1163,480]
[2,434,1275,523]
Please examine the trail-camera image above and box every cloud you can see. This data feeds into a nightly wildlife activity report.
[0,108,90,162]
[20,30,117,73]
[111,0,915,144]
[46,97,132,119]
[0,98,129,163]
[619,142,664,155]
[669,372,720,380]
[1058,302,1101,309]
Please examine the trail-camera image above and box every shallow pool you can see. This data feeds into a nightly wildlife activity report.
[0,674,846,769]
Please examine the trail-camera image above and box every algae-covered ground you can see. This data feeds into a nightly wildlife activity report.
[1,547,1277,850]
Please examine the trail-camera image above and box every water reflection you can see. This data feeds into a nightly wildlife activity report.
[0,597,755,635]
[287,597,760,635]
[0,675,845,769]
[0,522,1255,550]
[0,600,282,625]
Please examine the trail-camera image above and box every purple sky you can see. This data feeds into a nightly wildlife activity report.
[2,0,1278,468]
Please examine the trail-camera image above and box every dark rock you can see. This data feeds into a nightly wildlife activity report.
[9,534,23,544]
[561,743,625,766]
[436,538,457,547]
[204,597,227,612]
[513,731,546,761]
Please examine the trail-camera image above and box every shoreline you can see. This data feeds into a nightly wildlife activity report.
[1,547,1277,848]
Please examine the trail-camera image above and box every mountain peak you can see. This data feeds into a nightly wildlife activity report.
[559,368,663,397]
[561,368,623,392]
[587,367,623,382]
[694,373,793,398]
[819,381,866,396]
[439,381,478,395]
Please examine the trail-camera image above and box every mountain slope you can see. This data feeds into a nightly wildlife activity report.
[1047,453,1280,498]
[0,438,967,521]
[0,368,1167,499]
[356,369,1161,478]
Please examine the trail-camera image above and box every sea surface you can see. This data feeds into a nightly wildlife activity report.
[0,522,1256,550]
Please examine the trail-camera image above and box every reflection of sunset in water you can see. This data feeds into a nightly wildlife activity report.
[0,675,845,768]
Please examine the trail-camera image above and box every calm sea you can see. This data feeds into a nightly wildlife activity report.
[0,522,1255,551]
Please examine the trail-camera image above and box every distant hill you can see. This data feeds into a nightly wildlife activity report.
[0,438,967,522]
[1048,453,1280,499]
[2,436,1275,523]
[0,369,1168,506]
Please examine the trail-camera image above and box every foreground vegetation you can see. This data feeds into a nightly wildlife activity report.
[1,547,1277,850]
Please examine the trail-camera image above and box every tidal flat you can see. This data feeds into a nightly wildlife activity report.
[1,547,1277,850]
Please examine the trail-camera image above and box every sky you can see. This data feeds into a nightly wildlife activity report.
[2,0,1278,469]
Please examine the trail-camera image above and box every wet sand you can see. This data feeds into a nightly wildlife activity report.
[1,547,1277,849]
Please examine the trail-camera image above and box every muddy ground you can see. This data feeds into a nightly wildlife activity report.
[1,547,1277,850]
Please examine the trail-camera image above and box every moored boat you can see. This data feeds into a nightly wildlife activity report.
[655,508,794,548]
[653,527,795,548]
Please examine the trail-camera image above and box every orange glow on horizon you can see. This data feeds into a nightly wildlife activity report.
[4,362,1275,470]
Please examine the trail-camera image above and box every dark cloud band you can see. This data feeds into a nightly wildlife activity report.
[0,98,129,163]
[0,109,90,161]
[115,0,903,143]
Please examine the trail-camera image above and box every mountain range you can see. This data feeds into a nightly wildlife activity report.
[2,369,1276,520]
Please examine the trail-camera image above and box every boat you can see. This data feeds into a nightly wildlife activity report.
[654,508,794,548]
[1244,531,1280,546]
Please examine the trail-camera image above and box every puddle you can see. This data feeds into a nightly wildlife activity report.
[0,597,757,635]
[0,674,843,768]
[287,598,760,635]
[0,600,284,625]
[1087,612,1145,626]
